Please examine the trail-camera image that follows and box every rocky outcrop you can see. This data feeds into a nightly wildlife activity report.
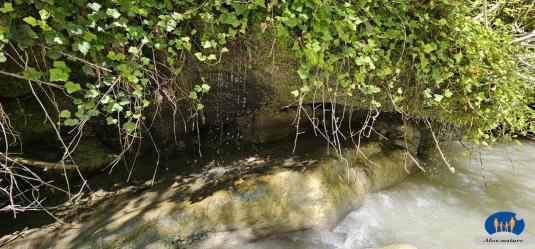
[4,121,421,249]
[146,34,368,146]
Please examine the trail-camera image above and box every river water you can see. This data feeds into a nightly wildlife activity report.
[232,139,535,249]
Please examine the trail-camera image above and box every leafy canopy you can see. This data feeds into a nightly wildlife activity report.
[0,0,533,142]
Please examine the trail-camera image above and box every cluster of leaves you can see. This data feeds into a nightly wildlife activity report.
[274,0,534,143]
[0,0,251,134]
[0,0,533,142]
[496,0,535,30]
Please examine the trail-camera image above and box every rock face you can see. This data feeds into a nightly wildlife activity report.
[4,122,421,249]
[146,34,370,146]
[238,107,299,144]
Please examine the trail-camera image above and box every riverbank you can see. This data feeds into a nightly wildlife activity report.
[2,123,422,248]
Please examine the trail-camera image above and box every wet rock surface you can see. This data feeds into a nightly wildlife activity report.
[3,120,421,249]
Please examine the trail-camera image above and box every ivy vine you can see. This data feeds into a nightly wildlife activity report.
[0,0,533,143]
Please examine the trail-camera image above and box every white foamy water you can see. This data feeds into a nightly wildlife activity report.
[235,140,535,249]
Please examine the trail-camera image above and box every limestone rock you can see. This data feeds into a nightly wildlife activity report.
[3,131,421,249]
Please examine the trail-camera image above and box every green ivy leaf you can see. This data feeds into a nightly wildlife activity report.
[140,57,150,65]
[107,51,126,61]
[189,91,198,100]
[419,53,429,69]
[65,82,81,94]
[223,14,241,27]
[297,68,309,79]
[53,37,63,45]
[49,68,69,82]
[0,52,6,63]
[88,109,100,116]
[53,61,71,71]
[196,103,204,110]
[87,2,102,12]
[86,88,99,98]
[110,103,123,112]
[106,117,117,125]
[122,122,136,133]
[39,9,50,20]
[454,53,463,63]
[424,88,432,98]
[371,99,382,108]
[119,98,130,106]
[78,41,91,55]
[444,89,453,98]
[23,16,38,27]
[422,43,437,54]
[300,85,310,93]
[194,52,206,62]
[59,110,71,118]
[128,46,139,55]
[133,86,143,97]
[0,3,14,13]
[143,99,150,107]
[100,95,111,104]
[64,118,79,126]
[106,8,121,19]
[83,32,97,42]
[207,54,217,61]
[37,20,51,31]
[201,84,211,93]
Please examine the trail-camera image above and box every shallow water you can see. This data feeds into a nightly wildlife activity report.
[235,140,535,249]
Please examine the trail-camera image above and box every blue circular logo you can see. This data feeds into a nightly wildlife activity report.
[485,212,525,235]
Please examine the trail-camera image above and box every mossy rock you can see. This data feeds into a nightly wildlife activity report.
[147,33,395,146]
